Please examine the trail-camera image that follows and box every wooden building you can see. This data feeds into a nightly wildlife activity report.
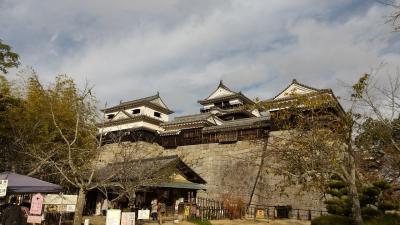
[89,155,206,215]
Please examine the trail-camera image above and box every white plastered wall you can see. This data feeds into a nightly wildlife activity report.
[99,121,163,133]
[105,106,169,122]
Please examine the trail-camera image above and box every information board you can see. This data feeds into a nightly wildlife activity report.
[106,209,121,225]
[44,194,78,205]
[27,215,42,224]
[137,209,150,220]
[121,212,135,225]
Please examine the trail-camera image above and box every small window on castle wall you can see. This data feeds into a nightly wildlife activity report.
[132,109,140,114]
[107,114,115,119]
[154,112,161,118]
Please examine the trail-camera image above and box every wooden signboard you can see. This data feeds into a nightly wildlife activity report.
[256,209,265,219]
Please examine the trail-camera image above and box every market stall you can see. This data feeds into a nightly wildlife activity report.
[0,172,63,194]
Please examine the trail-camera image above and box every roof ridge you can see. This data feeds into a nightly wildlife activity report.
[201,80,237,101]
[273,78,321,99]
[174,113,211,119]
[120,93,159,106]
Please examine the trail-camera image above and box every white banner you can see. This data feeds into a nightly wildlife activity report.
[44,194,77,205]
[0,180,8,197]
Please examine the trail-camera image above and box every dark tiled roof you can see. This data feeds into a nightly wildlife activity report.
[262,90,345,114]
[203,116,269,133]
[102,93,174,114]
[266,89,332,103]
[161,113,215,126]
[99,155,206,184]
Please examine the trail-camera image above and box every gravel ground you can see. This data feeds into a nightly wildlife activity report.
[144,219,310,225]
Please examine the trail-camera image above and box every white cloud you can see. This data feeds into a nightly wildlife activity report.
[1,0,399,115]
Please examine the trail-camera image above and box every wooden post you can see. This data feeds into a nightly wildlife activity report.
[273,207,276,220]
[297,209,300,220]
[308,210,312,221]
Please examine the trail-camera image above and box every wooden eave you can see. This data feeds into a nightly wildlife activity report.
[161,120,215,129]
[198,92,254,105]
[97,115,162,128]
[203,116,270,133]
[211,107,255,117]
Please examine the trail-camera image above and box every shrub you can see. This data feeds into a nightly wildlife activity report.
[221,194,245,219]
[311,215,354,225]
[378,201,399,212]
[365,214,400,225]
[362,207,381,219]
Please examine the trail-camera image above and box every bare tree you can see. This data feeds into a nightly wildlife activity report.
[351,72,400,181]
[261,89,365,225]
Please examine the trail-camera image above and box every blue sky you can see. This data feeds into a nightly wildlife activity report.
[1,0,399,115]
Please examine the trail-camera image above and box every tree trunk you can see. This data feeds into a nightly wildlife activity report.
[348,156,363,225]
[73,187,87,225]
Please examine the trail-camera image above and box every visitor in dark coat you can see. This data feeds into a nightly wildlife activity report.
[1,197,26,225]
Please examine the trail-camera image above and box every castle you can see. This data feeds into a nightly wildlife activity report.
[97,79,342,215]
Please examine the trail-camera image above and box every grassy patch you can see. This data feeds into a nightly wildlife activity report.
[312,214,400,225]
[365,214,400,225]
[311,215,353,225]
[187,217,212,225]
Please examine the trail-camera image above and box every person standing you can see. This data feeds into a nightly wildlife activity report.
[1,196,26,225]
[150,198,158,221]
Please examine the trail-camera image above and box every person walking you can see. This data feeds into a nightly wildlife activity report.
[158,201,166,224]
[1,196,26,225]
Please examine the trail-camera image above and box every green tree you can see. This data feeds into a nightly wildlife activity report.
[0,72,106,225]
[0,75,23,171]
[0,40,20,74]
[17,74,104,225]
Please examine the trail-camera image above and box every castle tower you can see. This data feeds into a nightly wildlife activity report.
[98,93,173,142]
[198,80,260,120]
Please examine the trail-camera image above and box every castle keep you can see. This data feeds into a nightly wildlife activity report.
[98,79,343,213]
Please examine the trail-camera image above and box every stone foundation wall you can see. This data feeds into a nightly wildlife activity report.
[100,131,325,210]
